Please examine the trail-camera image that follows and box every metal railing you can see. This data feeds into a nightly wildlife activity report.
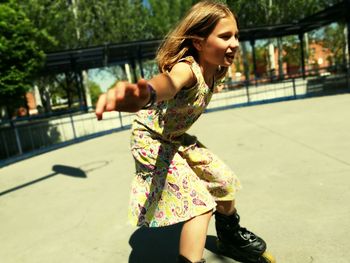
[1,68,349,167]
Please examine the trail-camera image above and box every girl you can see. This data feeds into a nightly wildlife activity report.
[96,1,274,263]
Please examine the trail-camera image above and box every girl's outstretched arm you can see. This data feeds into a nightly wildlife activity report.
[95,79,149,119]
[95,61,195,120]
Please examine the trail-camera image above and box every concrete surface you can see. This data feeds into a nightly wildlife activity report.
[1,93,350,263]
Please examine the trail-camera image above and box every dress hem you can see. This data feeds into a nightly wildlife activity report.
[128,204,217,228]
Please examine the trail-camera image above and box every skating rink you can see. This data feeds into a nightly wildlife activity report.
[1,93,350,263]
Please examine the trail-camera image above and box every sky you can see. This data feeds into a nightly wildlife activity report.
[88,68,117,92]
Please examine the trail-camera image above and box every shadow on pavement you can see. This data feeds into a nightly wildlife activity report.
[128,223,183,263]
[205,235,232,262]
[205,235,220,255]
[0,164,87,197]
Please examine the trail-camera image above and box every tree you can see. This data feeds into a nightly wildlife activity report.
[19,0,76,51]
[87,80,102,106]
[0,2,51,118]
[227,0,342,27]
[16,0,80,113]
[72,0,151,46]
[319,23,347,66]
[283,36,302,75]
[147,0,193,38]
[18,0,155,113]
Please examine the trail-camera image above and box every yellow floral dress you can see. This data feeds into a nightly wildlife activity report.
[128,56,241,227]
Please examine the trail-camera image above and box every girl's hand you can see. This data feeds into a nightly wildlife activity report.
[95,79,150,120]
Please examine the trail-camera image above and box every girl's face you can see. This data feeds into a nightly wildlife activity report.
[196,16,239,68]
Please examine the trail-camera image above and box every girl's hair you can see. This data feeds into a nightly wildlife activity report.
[156,1,237,80]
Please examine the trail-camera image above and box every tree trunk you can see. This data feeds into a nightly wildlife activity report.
[344,23,349,65]
[268,41,276,80]
[82,70,92,109]
[33,85,43,108]
[277,37,284,80]
[125,63,133,82]
[39,84,52,113]
[304,32,310,73]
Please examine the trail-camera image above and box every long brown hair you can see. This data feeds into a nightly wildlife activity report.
[156,1,237,80]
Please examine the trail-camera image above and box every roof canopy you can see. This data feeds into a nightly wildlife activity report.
[240,0,349,41]
[43,0,350,74]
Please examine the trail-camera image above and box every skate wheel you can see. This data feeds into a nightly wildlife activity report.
[260,251,276,263]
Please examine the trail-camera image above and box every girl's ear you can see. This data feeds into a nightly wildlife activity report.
[192,39,203,51]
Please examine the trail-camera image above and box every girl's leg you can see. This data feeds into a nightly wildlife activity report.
[179,210,213,262]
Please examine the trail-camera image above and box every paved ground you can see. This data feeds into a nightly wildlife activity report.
[1,93,350,263]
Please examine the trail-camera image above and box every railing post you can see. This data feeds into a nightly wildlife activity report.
[347,63,350,91]
[29,126,35,151]
[292,78,297,99]
[245,81,251,104]
[1,131,10,158]
[11,120,23,155]
[118,112,124,128]
[70,114,77,140]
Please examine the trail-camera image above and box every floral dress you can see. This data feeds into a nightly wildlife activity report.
[128,56,241,227]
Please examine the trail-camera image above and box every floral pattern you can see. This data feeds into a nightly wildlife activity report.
[128,56,241,227]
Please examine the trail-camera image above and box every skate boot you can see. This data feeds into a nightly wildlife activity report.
[215,211,275,263]
[177,255,206,263]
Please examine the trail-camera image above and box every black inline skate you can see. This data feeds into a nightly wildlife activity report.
[178,255,206,263]
[214,211,275,263]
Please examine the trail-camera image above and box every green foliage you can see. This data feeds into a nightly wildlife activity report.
[1,0,346,117]
[69,0,195,43]
[74,0,150,46]
[282,36,301,66]
[148,0,193,38]
[11,0,346,52]
[0,1,50,117]
[87,80,102,106]
[228,0,342,27]
[19,0,76,51]
[320,24,346,65]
